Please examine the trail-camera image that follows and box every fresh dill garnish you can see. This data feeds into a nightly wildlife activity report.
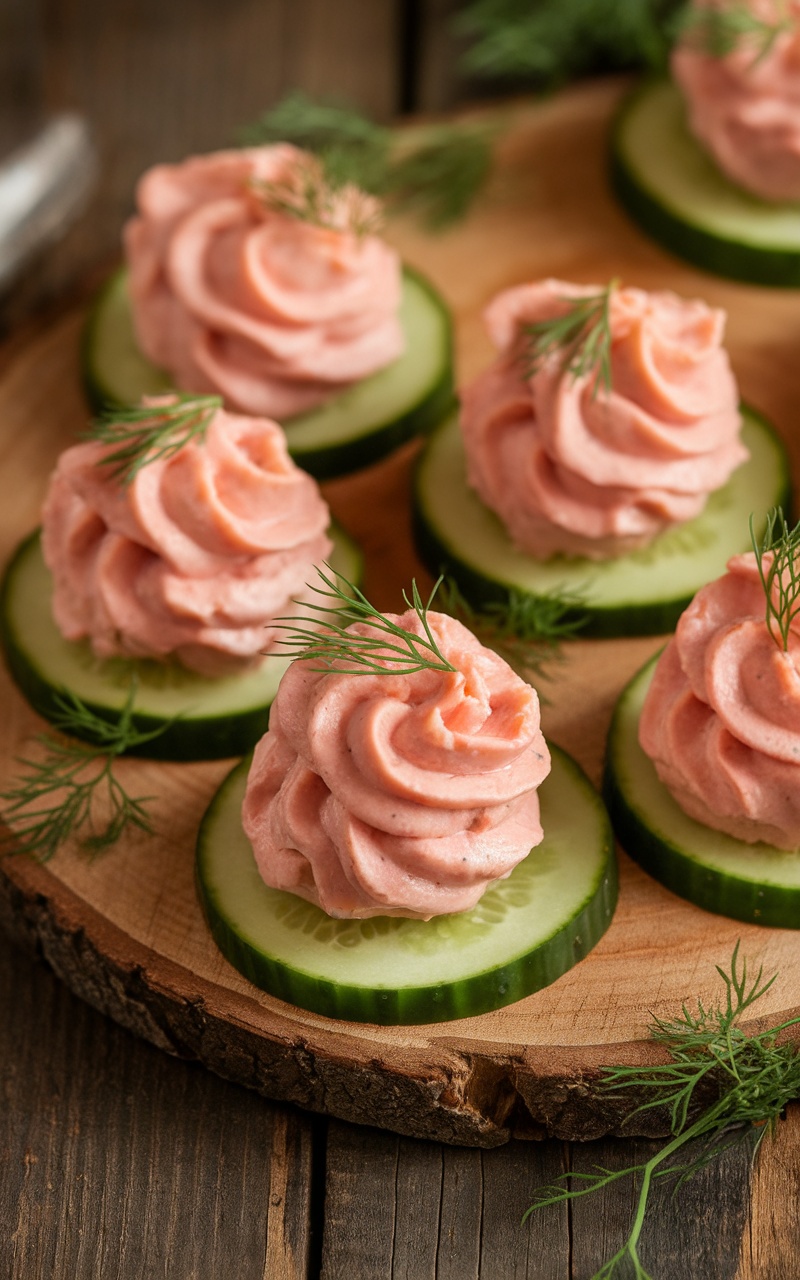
[240,91,388,193]
[456,0,678,86]
[251,155,383,239]
[523,280,618,395]
[272,565,457,676]
[750,507,800,652]
[1,686,168,862]
[381,125,495,230]
[524,943,800,1280]
[241,92,494,229]
[437,576,587,688]
[87,393,222,485]
[678,0,796,65]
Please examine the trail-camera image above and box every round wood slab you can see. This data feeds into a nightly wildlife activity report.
[2,79,800,1148]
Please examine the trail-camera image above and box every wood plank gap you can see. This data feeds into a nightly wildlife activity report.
[306,1115,329,1280]
[566,1141,574,1280]
[433,1147,446,1279]
[398,0,422,113]
[264,1109,309,1280]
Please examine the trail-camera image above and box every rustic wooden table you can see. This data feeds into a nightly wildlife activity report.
[2,922,798,1279]
[2,17,800,1270]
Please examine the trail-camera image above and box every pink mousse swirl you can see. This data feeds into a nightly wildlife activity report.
[41,402,332,676]
[672,1,800,202]
[640,553,800,848]
[123,146,404,419]
[242,612,551,919]
[460,280,746,560]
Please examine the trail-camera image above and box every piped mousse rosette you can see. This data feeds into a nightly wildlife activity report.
[0,395,362,761]
[195,583,617,1023]
[671,0,800,204]
[611,2,800,283]
[42,398,331,675]
[460,279,745,560]
[605,512,800,926]
[82,146,454,479]
[413,277,789,637]
[242,611,550,920]
[639,554,800,847]
[124,146,404,421]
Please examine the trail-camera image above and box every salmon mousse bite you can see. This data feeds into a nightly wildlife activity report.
[611,2,800,285]
[195,584,617,1023]
[0,396,362,761]
[413,278,790,639]
[604,509,800,928]
[81,145,454,479]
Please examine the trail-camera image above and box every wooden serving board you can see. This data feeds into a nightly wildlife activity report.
[2,79,800,1148]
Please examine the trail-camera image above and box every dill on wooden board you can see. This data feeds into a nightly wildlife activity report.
[524,943,800,1280]
[1,685,169,861]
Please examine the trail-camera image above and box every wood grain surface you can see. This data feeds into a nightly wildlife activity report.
[1,79,800,1154]
[4,918,798,1279]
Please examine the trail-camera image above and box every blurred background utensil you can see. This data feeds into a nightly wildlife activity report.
[0,113,95,295]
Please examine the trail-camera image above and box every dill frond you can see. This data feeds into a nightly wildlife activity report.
[750,507,800,652]
[241,92,493,229]
[272,566,457,676]
[87,393,221,485]
[523,943,800,1280]
[1,686,169,862]
[523,280,617,396]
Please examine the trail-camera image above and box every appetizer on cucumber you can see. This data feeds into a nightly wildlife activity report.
[198,746,616,1024]
[197,580,616,1023]
[1,524,360,761]
[1,398,362,761]
[611,81,800,287]
[604,510,800,927]
[613,1,800,288]
[84,142,455,479]
[414,278,790,637]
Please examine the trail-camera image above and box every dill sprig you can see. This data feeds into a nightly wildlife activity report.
[241,92,494,230]
[524,943,800,1280]
[381,125,495,230]
[523,280,618,396]
[1,686,167,862]
[240,91,389,192]
[272,565,457,676]
[251,157,383,239]
[750,507,800,652]
[456,0,678,86]
[437,576,587,688]
[679,1,796,65]
[86,393,222,485]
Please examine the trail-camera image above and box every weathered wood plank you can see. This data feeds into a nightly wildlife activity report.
[321,1121,569,1278]
[480,1141,569,1280]
[571,1132,754,1280]
[320,1121,399,1278]
[0,930,315,1280]
[735,1103,800,1280]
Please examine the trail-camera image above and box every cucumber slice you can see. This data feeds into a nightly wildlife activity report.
[611,79,800,287]
[81,267,455,480]
[604,656,800,927]
[196,745,617,1025]
[413,407,790,639]
[0,525,361,762]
